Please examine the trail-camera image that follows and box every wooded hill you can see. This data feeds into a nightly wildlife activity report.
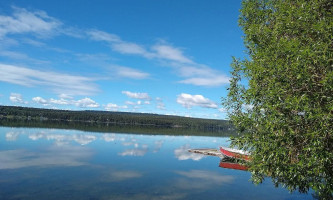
[0,105,233,132]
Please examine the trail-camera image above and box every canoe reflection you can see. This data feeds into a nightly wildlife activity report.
[219,158,248,171]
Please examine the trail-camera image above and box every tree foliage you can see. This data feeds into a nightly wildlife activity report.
[224,0,333,198]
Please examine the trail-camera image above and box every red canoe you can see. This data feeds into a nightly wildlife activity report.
[219,160,248,171]
[219,146,251,161]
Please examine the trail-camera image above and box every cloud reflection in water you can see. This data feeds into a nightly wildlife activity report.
[174,144,205,161]
[108,170,143,182]
[6,130,97,145]
[174,170,234,190]
[118,148,148,156]
[0,145,93,169]
[4,130,219,160]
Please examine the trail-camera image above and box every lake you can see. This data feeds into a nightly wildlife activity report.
[0,126,312,200]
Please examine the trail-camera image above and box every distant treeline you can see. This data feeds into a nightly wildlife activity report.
[0,105,235,133]
[0,118,238,137]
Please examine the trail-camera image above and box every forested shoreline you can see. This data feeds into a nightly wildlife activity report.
[0,105,234,135]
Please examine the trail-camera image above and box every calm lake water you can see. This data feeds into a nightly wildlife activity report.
[0,126,312,200]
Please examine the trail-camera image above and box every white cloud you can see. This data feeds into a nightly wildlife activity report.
[177,93,218,109]
[1,4,230,92]
[60,26,85,38]
[87,29,120,42]
[112,66,150,79]
[49,98,70,105]
[32,96,48,105]
[9,93,27,104]
[124,100,149,106]
[105,103,128,111]
[58,93,73,99]
[123,100,149,110]
[87,30,193,64]
[0,50,49,64]
[0,64,99,96]
[179,76,230,87]
[173,64,230,87]
[75,53,113,64]
[218,108,227,113]
[32,95,100,109]
[177,65,212,77]
[125,101,136,105]
[122,91,151,100]
[155,97,166,110]
[74,97,99,108]
[86,29,230,87]
[0,7,61,38]
[0,37,19,48]
[22,38,45,47]
[112,42,152,57]
[152,44,193,64]
[87,30,153,58]
[157,102,166,110]
[75,53,150,80]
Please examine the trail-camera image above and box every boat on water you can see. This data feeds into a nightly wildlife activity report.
[219,146,251,161]
[219,159,248,171]
[187,147,249,171]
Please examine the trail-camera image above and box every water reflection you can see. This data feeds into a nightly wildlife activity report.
[3,129,220,159]
[174,145,205,161]
[0,145,93,169]
[174,170,234,190]
[119,148,149,156]
[218,158,248,171]
[102,169,144,182]
[0,127,312,200]
[153,140,164,153]
[6,130,97,145]
[5,131,21,141]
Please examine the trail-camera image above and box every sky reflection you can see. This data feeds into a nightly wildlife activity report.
[174,170,234,190]
[3,128,225,159]
[0,145,93,169]
[0,127,312,200]
[174,144,205,161]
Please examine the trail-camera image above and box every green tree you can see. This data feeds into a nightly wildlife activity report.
[223,0,333,198]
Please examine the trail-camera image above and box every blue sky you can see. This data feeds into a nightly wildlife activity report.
[0,0,244,119]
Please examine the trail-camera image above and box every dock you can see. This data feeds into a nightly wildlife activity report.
[188,148,224,157]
